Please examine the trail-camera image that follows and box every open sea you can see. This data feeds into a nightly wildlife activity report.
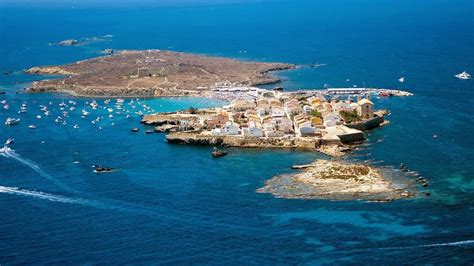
[1,0,473,264]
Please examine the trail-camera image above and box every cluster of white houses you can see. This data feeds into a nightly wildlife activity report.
[204,91,375,138]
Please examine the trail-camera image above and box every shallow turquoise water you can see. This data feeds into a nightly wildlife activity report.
[1,0,473,264]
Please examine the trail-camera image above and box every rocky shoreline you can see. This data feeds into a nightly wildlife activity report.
[258,160,415,201]
[165,131,349,156]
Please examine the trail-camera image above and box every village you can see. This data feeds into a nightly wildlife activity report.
[142,85,393,155]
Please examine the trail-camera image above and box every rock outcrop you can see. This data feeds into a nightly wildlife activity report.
[258,160,415,201]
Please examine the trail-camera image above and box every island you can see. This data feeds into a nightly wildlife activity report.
[25,49,295,97]
[25,49,419,201]
[257,160,415,201]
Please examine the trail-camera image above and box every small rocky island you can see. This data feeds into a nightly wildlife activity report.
[25,50,294,97]
[258,160,415,201]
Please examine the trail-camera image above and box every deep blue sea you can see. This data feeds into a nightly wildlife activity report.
[1,0,473,264]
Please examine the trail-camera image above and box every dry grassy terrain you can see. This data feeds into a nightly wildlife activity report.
[26,50,294,97]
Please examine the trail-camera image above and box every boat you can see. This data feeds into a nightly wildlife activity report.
[212,147,228,158]
[131,128,140,132]
[455,71,471,80]
[398,77,405,83]
[5,117,21,126]
[36,115,42,119]
[4,139,14,145]
[28,124,37,129]
[0,145,13,154]
[92,165,117,173]
[73,125,80,129]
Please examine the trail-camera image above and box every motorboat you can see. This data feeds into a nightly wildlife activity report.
[455,71,471,80]
[398,77,405,83]
[73,124,80,129]
[212,147,228,158]
[28,124,37,129]
[5,118,21,126]
[4,139,14,145]
[0,145,13,154]
[92,164,117,173]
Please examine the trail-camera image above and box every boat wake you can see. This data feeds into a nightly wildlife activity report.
[372,239,474,251]
[0,145,73,192]
[418,240,474,247]
[0,185,81,204]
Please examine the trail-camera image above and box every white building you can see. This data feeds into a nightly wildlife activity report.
[211,121,240,136]
[242,121,263,137]
[271,107,286,118]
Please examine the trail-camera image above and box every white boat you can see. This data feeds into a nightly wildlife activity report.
[28,124,37,129]
[0,145,13,154]
[90,101,98,109]
[107,108,114,113]
[73,124,80,129]
[5,118,21,126]
[5,139,14,145]
[36,115,42,119]
[455,71,471,80]
[398,77,405,83]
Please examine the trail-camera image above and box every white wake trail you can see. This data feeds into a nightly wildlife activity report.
[0,185,122,211]
[0,186,81,204]
[417,240,474,248]
[0,146,73,192]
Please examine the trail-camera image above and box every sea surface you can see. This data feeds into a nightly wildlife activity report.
[1,0,473,264]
